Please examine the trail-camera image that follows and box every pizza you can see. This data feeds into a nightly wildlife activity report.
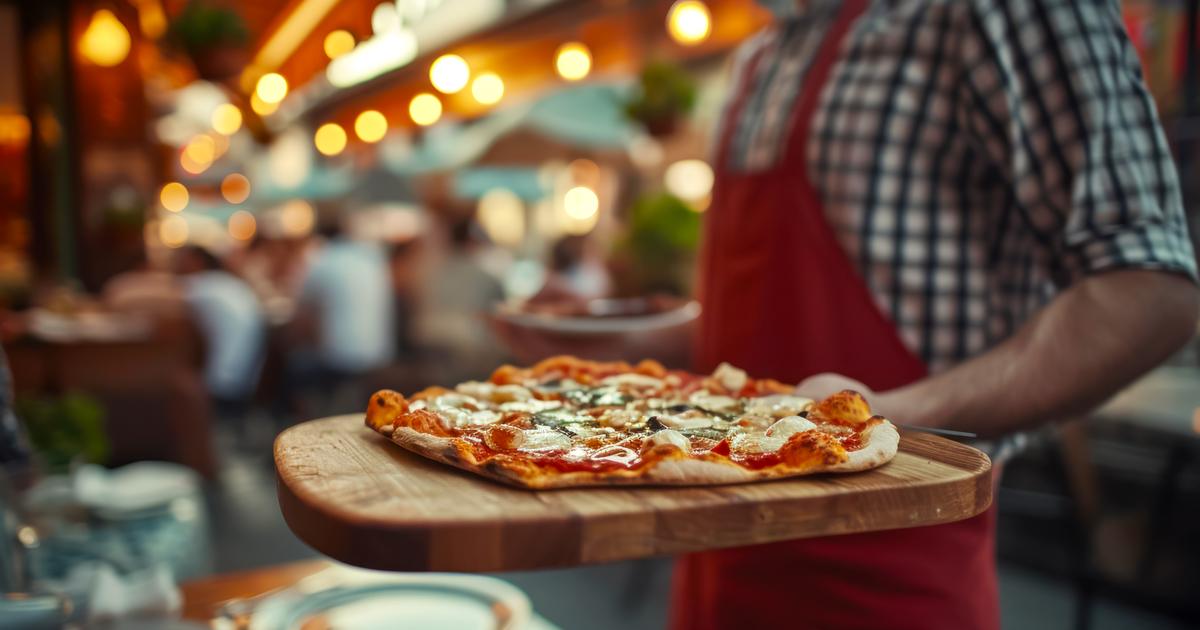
[364,356,899,489]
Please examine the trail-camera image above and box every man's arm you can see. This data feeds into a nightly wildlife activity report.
[799,270,1199,438]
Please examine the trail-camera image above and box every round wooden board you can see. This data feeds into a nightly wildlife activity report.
[275,415,992,572]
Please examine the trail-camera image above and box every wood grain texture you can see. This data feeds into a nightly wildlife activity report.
[276,415,992,572]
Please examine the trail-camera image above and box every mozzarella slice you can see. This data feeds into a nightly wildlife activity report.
[689,391,740,414]
[745,395,814,418]
[455,381,495,400]
[494,384,533,402]
[518,427,573,452]
[657,411,715,430]
[499,398,563,413]
[712,362,748,391]
[601,373,664,389]
[645,429,691,454]
[766,415,817,439]
[730,431,786,454]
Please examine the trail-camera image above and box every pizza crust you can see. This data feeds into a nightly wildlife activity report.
[380,420,900,489]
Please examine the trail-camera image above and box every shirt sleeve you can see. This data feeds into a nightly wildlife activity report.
[958,0,1197,287]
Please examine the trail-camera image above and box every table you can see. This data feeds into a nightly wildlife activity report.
[275,414,993,572]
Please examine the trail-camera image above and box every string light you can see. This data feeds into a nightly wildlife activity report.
[667,1,712,46]
[79,10,130,67]
[314,123,347,156]
[211,103,243,135]
[430,54,470,94]
[354,110,388,143]
[555,42,591,81]
[255,73,288,104]
[563,186,599,220]
[228,210,256,240]
[471,72,504,105]
[323,29,355,59]
[409,93,442,126]
[250,92,279,116]
[279,200,315,237]
[477,189,525,247]
[159,215,189,248]
[221,173,251,204]
[159,182,189,212]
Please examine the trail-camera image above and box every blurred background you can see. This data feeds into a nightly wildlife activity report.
[0,0,1197,628]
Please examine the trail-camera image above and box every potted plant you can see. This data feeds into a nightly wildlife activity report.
[612,192,702,295]
[166,2,249,81]
[623,62,698,137]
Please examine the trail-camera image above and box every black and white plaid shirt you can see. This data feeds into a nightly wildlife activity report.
[724,0,1197,373]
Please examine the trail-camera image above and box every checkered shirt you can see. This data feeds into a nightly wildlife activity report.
[721,0,1197,373]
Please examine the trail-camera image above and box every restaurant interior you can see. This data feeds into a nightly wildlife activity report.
[0,0,1198,628]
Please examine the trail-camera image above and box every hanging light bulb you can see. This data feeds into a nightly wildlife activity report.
[555,42,592,81]
[79,9,131,67]
[430,54,470,94]
[667,1,712,46]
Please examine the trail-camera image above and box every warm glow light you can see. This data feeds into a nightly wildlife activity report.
[0,114,32,148]
[409,93,442,126]
[184,135,216,165]
[228,210,257,241]
[250,92,280,116]
[471,72,504,105]
[280,200,315,237]
[477,189,525,247]
[221,174,251,204]
[664,159,714,203]
[555,42,592,81]
[563,186,599,220]
[255,73,289,104]
[667,1,712,46]
[159,182,189,212]
[211,104,243,135]
[159,215,189,248]
[430,54,470,94]
[371,2,401,33]
[354,110,388,143]
[79,9,131,67]
[314,123,347,156]
[323,29,356,59]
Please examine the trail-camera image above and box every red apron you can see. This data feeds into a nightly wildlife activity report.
[672,2,999,629]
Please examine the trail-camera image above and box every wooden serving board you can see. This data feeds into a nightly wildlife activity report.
[276,415,992,572]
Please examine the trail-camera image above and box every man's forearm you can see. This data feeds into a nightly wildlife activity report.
[877,270,1199,437]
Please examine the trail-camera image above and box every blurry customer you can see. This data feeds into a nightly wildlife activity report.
[530,235,613,305]
[418,220,505,380]
[174,246,265,419]
[103,252,186,318]
[283,218,395,415]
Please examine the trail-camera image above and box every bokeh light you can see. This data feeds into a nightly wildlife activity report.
[79,9,130,67]
[184,134,216,164]
[314,123,347,156]
[159,215,189,248]
[555,42,592,81]
[667,1,712,46]
[471,72,504,105]
[430,54,470,94]
[563,186,599,220]
[255,73,289,105]
[250,92,279,116]
[409,93,442,126]
[211,103,243,135]
[664,159,714,203]
[477,189,525,247]
[228,210,257,241]
[280,200,315,237]
[221,173,252,204]
[159,182,189,212]
[354,110,388,143]
[323,29,356,59]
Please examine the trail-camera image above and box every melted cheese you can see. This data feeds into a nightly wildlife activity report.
[645,429,691,453]
[766,415,817,439]
[498,398,563,413]
[518,427,573,452]
[730,431,786,454]
[597,408,639,428]
[657,410,715,430]
[689,391,740,414]
[601,373,664,389]
[745,395,813,418]
[455,381,494,400]
[712,362,748,391]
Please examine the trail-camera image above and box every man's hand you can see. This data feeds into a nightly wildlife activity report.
[854,270,1198,437]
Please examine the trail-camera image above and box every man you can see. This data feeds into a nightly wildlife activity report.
[673,1,1199,629]
[174,246,265,418]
